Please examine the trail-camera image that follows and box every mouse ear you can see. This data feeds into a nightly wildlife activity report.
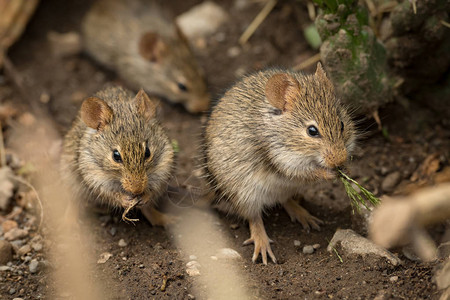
[134,89,157,121]
[138,32,167,62]
[265,73,301,112]
[80,97,113,131]
[315,62,327,79]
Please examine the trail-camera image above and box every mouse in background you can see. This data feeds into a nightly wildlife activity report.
[82,0,210,113]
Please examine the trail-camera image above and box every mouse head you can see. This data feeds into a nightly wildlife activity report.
[79,88,174,208]
[264,63,356,180]
[136,28,210,113]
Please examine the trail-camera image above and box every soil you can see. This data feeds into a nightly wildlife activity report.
[1,0,449,299]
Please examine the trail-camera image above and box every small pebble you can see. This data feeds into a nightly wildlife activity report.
[187,294,195,299]
[139,264,145,269]
[227,46,241,58]
[189,255,197,260]
[17,244,32,256]
[4,228,28,241]
[109,227,117,236]
[293,240,301,247]
[313,243,321,250]
[215,248,242,260]
[118,239,127,247]
[389,275,399,282]
[97,252,113,264]
[29,259,39,274]
[303,245,314,254]
[210,256,218,261]
[9,288,16,294]
[31,243,43,252]
[186,261,201,277]
[13,298,24,300]
[0,266,12,271]
[230,224,240,230]
[381,171,401,193]
[1,220,18,233]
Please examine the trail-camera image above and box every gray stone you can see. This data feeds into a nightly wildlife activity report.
[381,171,401,193]
[327,229,402,266]
[313,243,321,250]
[109,227,117,236]
[17,244,32,256]
[389,275,399,282]
[293,240,301,247]
[186,261,201,276]
[29,259,39,274]
[31,242,43,252]
[4,228,28,241]
[118,239,127,247]
[0,265,12,271]
[0,240,13,264]
[176,1,229,40]
[303,245,314,254]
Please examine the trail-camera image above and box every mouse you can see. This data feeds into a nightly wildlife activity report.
[202,63,357,264]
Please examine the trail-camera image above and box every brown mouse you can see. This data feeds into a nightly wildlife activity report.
[203,63,357,264]
[82,0,210,113]
[61,86,175,226]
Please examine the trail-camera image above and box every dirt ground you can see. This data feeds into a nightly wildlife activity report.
[0,0,449,299]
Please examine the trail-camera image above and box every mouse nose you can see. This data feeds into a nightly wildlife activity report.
[121,175,148,196]
[324,148,348,169]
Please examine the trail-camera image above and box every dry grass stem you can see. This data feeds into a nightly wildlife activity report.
[239,0,277,45]
[122,198,140,222]
[293,53,321,71]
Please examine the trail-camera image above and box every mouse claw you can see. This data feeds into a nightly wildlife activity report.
[283,198,323,231]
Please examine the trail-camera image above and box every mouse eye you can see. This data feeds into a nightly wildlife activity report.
[307,125,320,137]
[144,146,151,160]
[177,82,188,92]
[340,121,344,133]
[112,149,122,163]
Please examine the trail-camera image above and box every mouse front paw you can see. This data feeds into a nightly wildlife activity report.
[244,217,277,265]
[283,198,323,232]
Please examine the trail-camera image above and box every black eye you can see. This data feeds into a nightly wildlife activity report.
[112,149,122,163]
[144,146,151,160]
[307,125,320,137]
[177,82,188,92]
[340,121,344,133]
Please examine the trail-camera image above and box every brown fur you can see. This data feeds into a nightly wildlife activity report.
[61,87,174,217]
[82,0,209,113]
[202,64,357,263]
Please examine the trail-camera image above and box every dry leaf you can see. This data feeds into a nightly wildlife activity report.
[410,153,441,182]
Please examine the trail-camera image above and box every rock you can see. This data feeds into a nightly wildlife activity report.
[215,248,242,260]
[13,298,24,300]
[97,252,113,264]
[327,229,402,266]
[118,239,127,247]
[373,290,389,300]
[187,293,195,300]
[389,275,399,282]
[0,265,12,271]
[186,260,201,276]
[176,1,229,40]
[29,259,39,274]
[303,245,315,254]
[313,244,321,250]
[17,244,32,256]
[4,228,28,241]
[227,46,241,58]
[0,240,13,264]
[1,220,18,233]
[437,242,450,260]
[381,171,401,193]
[9,288,16,294]
[31,242,43,252]
[0,167,15,210]
[294,240,301,247]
